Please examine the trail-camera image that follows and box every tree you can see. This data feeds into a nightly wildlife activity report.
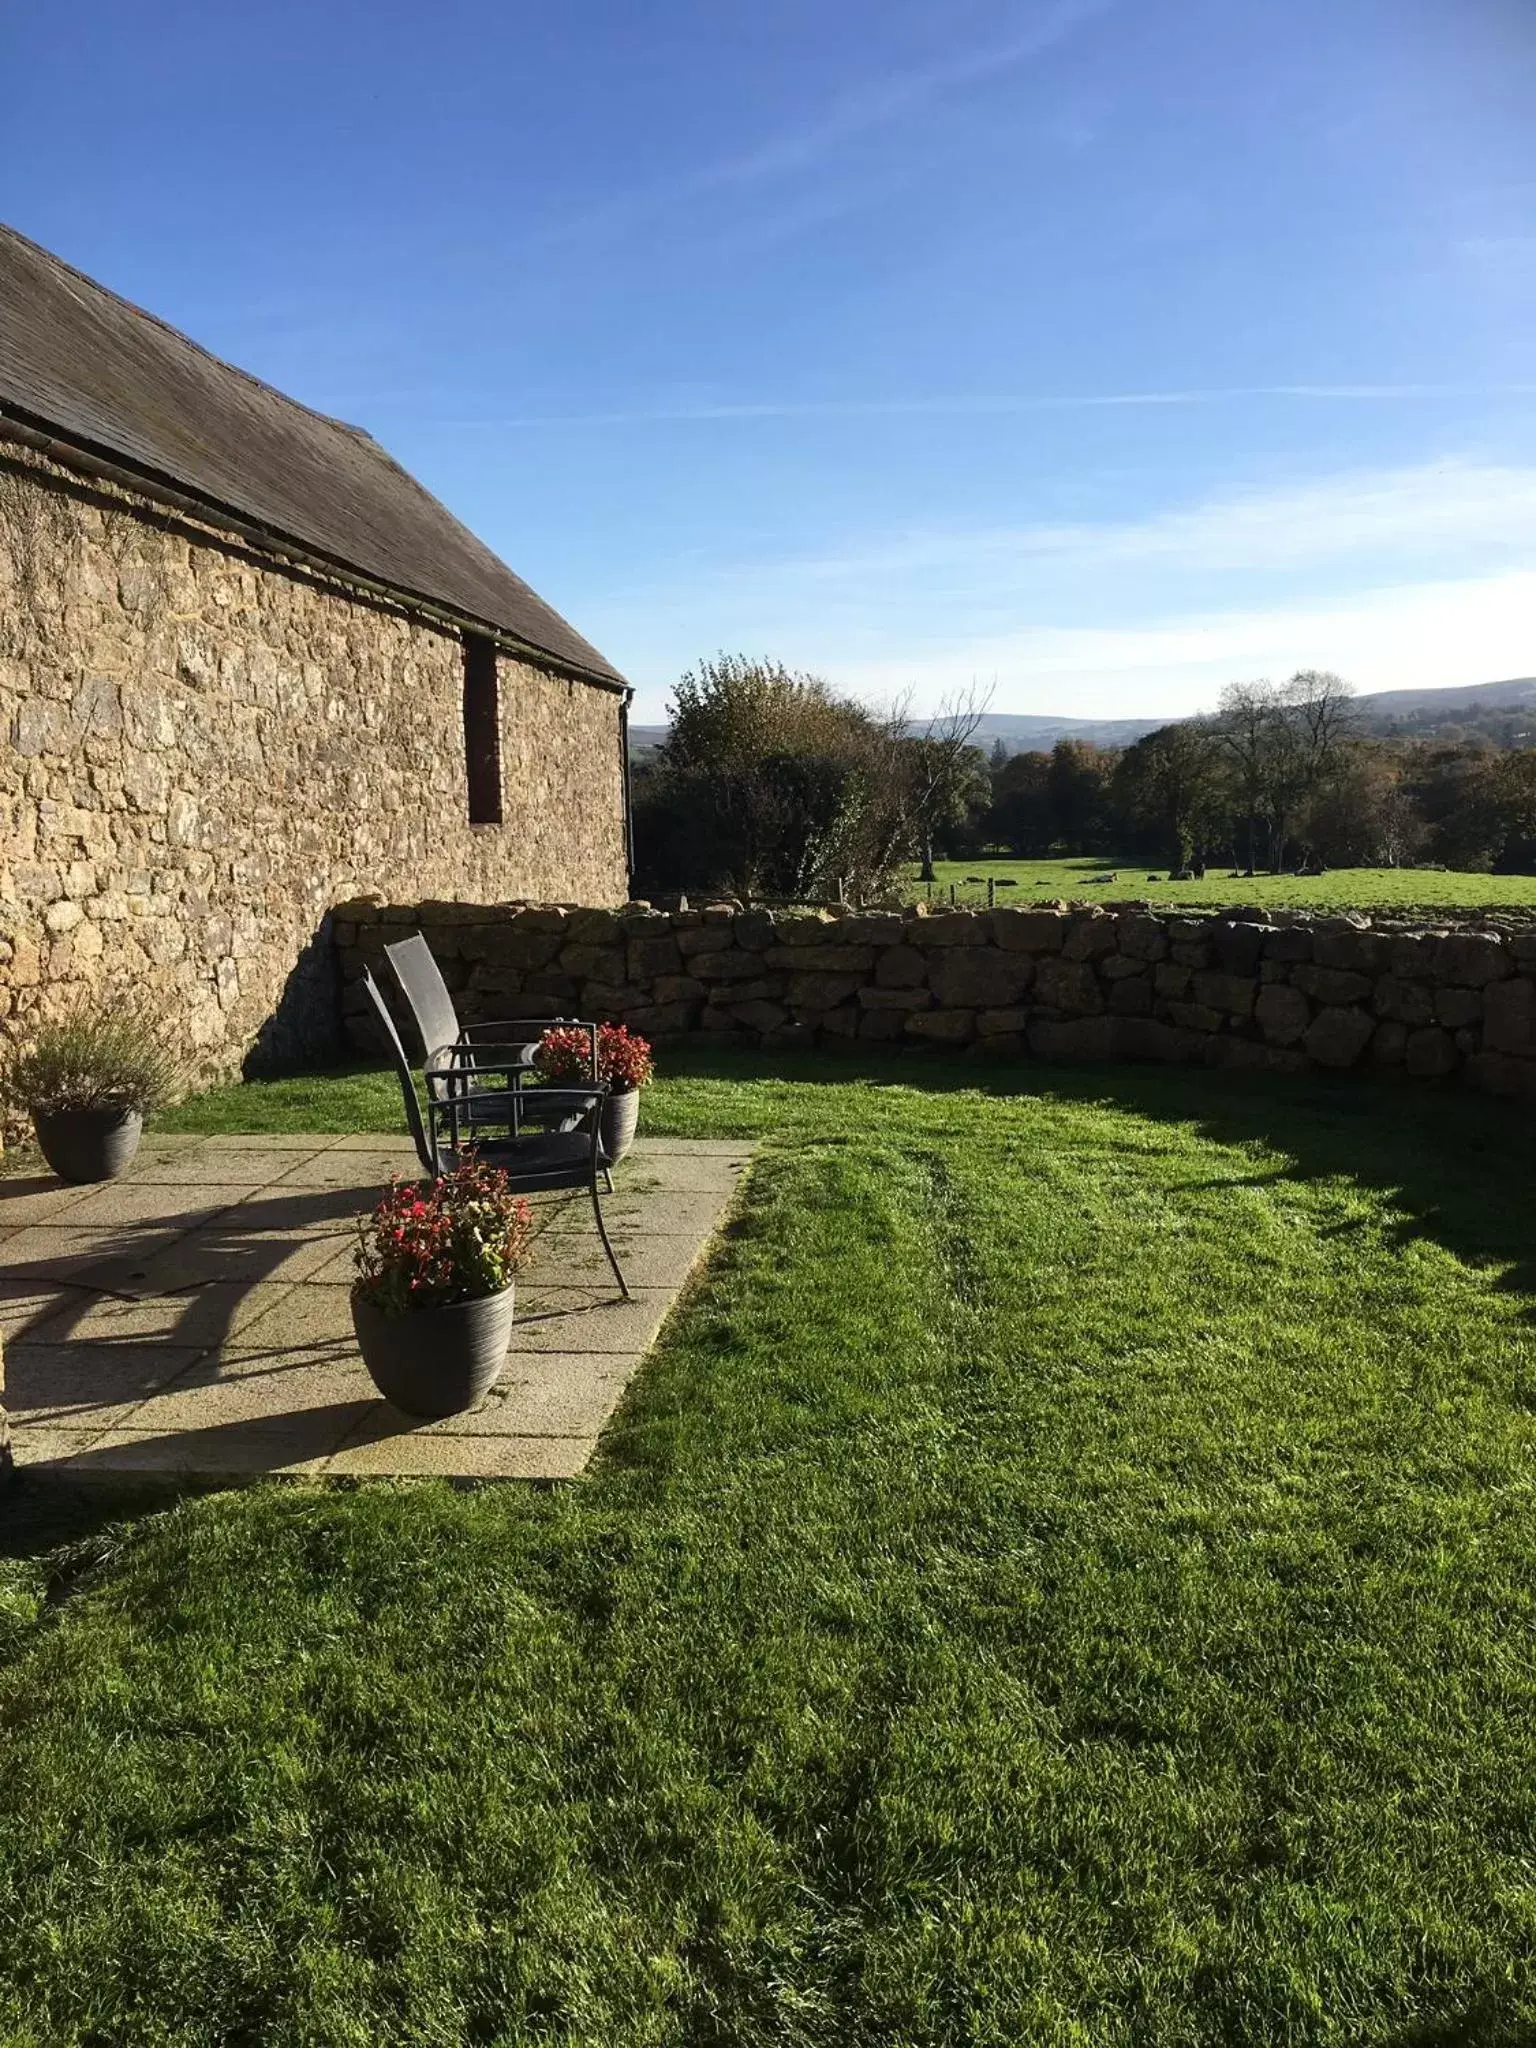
[892,686,994,879]
[635,654,910,901]
[1113,721,1225,869]
[986,750,1053,855]
[1046,739,1115,852]
[1213,672,1356,870]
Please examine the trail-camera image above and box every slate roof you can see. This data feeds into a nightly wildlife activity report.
[0,224,625,687]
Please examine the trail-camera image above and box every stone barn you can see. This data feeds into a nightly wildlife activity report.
[0,224,631,1073]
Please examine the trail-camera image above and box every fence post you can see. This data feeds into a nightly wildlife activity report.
[987,877,996,908]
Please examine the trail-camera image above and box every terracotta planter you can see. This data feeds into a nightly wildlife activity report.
[599,1086,641,1165]
[33,1106,143,1184]
[351,1283,516,1419]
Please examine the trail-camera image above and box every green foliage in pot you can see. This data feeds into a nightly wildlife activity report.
[354,1160,535,1317]
[0,994,183,1119]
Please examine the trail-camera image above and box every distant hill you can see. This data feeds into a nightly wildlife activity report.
[628,678,1536,758]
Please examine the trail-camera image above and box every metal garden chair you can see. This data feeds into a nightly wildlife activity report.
[359,967,630,1298]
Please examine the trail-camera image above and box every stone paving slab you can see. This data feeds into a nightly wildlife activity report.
[2,1133,752,1484]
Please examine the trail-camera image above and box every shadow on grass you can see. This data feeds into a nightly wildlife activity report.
[651,1042,1536,1310]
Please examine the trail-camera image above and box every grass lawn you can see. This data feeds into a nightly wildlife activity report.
[912,854,1536,915]
[5,1049,1536,2043]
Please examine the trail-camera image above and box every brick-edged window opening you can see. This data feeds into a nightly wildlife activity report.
[462,635,503,824]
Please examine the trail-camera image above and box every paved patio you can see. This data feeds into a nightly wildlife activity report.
[0,1133,751,1481]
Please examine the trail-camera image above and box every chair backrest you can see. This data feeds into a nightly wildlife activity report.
[384,933,461,1061]
[359,967,435,1175]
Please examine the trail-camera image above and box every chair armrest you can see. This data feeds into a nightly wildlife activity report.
[425,1052,533,1084]
[434,1040,540,1064]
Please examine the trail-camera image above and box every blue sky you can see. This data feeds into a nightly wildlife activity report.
[4,0,1534,721]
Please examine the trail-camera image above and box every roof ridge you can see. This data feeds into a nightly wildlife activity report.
[0,221,374,442]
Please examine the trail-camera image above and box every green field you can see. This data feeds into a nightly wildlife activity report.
[913,855,1536,914]
[5,1050,1536,2042]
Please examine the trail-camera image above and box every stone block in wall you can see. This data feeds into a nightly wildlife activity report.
[692,950,774,985]
[1210,923,1266,975]
[566,907,623,944]
[621,908,672,937]
[875,945,928,988]
[766,945,877,974]
[628,934,683,980]
[1372,976,1434,1027]
[992,909,1068,954]
[1434,987,1483,1030]
[1116,916,1168,964]
[788,973,864,1010]
[1112,1018,1206,1065]
[1034,958,1103,1014]
[734,977,787,1003]
[654,975,708,1004]
[773,913,835,946]
[1483,977,1536,1057]
[1371,1020,1408,1066]
[836,913,906,945]
[1154,962,1192,999]
[675,925,737,957]
[1255,984,1311,1046]
[1466,1051,1536,1102]
[560,943,626,982]
[699,1005,746,1035]
[1028,1016,1118,1062]
[859,986,933,1011]
[1192,971,1256,1020]
[1107,975,1153,1017]
[733,999,789,1034]
[1062,914,1118,962]
[523,972,579,1005]
[623,1002,699,1038]
[735,910,777,951]
[1387,933,1439,981]
[1455,1026,1481,1056]
[1435,933,1512,987]
[1292,964,1373,1006]
[820,1006,860,1038]
[1163,1001,1223,1034]
[1170,941,1212,969]
[977,1007,1030,1036]
[1405,1027,1458,1078]
[582,981,638,1016]
[1312,926,1388,975]
[908,913,986,948]
[1514,934,1536,971]
[1099,953,1146,982]
[477,928,563,970]
[1211,1037,1308,1075]
[1304,1005,1375,1068]
[929,950,1033,1009]
[1262,926,1314,965]
[859,1007,906,1041]
[905,1008,977,1042]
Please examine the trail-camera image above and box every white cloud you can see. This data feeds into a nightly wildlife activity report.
[821,570,1536,718]
[603,462,1536,720]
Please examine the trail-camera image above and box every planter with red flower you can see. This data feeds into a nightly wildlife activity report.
[535,1022,654,1165]
[351,1159,533,1418]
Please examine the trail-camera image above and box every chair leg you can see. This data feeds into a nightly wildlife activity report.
[589,1177,630,1299]
[603,1165,614,1194]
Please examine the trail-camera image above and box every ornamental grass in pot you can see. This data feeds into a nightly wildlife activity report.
[351,1159,534,1418]
[535,1022,654,1164]
[0,994,181,1182]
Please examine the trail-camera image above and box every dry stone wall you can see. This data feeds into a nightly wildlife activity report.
[0,444,627,1079]
[338,898,1536,1103]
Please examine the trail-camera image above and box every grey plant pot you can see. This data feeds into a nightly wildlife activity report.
[33,1106,143,1184]
[350,1283,516,1419]
[599,1086,641,1165]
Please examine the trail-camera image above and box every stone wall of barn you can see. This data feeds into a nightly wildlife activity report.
[0,443,628,1079]
[337,898,1536,1103]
